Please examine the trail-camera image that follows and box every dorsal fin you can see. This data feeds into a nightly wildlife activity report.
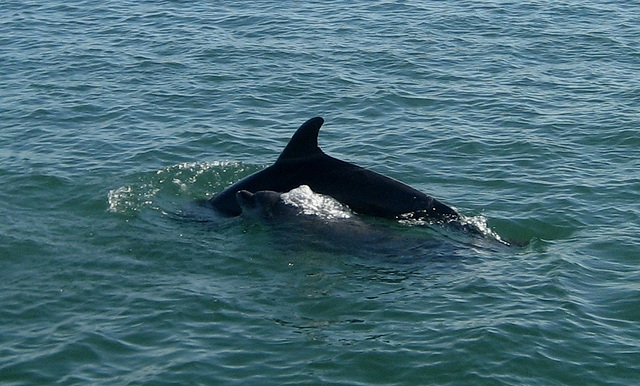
[276,117,325,162]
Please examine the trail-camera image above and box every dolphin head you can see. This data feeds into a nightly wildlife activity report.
[235,190,296,219]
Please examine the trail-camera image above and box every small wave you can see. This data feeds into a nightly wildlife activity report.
[107,184,157,214]
[107,161,251,215]
[398,212,509,246]
[459,214,510,245]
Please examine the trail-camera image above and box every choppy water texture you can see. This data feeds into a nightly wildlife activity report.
[1,1,639,384]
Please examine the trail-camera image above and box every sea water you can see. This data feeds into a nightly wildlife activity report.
[1,1,639,384]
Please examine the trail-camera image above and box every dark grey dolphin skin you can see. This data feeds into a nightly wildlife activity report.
[235,190,298,219]
[209,117,460,222]
[234,189,405,252]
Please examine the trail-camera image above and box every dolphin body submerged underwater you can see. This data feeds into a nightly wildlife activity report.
[234,186,448,256]
[209,117,461,223]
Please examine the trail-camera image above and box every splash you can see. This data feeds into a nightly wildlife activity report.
[107,161,245,214]
[281,185,353,220]
[459,214,510,245]
[107,184,158,213]
[399,211,509,245]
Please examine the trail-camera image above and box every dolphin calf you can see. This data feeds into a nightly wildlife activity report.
[236,185,359,224]
[209,117,460,222]
[236,189,291,219]
[234,186,446,256]
[236,185,353,221]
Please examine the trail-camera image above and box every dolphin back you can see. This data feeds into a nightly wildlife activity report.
[208,117,460,222]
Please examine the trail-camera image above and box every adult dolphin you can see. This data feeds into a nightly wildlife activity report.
[208,117,460,222]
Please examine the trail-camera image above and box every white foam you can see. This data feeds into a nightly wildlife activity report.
[281,185,353,219]
[459,214,509,245]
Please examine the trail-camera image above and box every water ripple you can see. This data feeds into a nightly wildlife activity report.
[2,0,640,384]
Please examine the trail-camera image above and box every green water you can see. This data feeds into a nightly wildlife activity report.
[1,1,639,384]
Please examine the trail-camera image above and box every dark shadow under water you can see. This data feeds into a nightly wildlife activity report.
[174,198,511,264]
[107,163,520,264]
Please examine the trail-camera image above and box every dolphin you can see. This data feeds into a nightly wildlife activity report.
[235,189,300,220]
[236,185,354,221]
[209,117,460,222]
[234,187,445,256]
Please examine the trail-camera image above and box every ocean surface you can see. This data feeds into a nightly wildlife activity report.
[1,1,639,384]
